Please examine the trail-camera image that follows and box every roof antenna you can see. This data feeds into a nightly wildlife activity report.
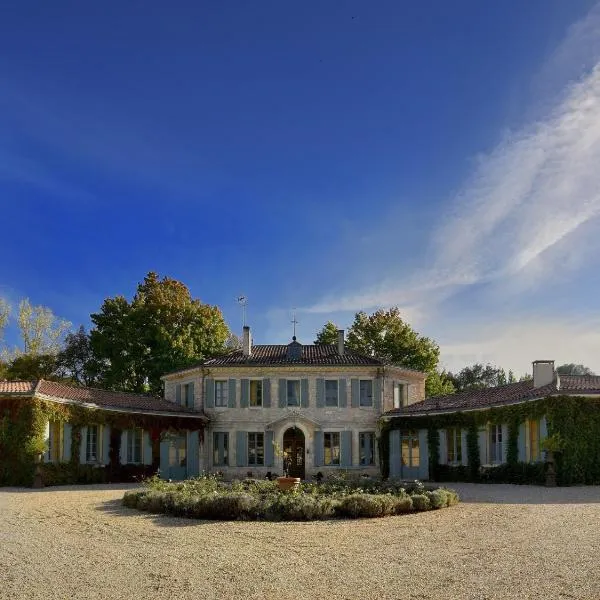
[291,309,299,341]
[237,295,247,328]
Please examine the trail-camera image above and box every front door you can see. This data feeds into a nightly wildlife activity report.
[283,427,305,479]
[167,434,187,480]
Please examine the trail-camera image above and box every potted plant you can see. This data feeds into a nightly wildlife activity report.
[540,433,564,487]
[272,441,300,491]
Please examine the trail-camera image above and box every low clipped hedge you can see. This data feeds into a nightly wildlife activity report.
[122,476,459,521]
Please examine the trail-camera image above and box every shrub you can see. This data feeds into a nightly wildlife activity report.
[394,496,413,514]
[123,490,144,508]
[410,494,431,511]
[426,489,448,509]
[336,494,397,519]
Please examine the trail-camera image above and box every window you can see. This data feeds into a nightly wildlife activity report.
[126,429,144,464]
[394,383,406,409]
[401,430,419,468]
[359,380,373,407]
[325,380,339,407]
[528,419,541,462]
[86,425,100,463]
[446,428,462,464]
[489,424,503,464]
[48,421,62,463]
[359,432,375,466]
[287,379,300,406]
[250,380,263,407]
[215,380,228,407]
[213,432,229,466]
[248,433,264,466]
[324,432,340,465]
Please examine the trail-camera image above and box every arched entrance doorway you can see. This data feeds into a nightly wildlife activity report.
[283,427,305,479]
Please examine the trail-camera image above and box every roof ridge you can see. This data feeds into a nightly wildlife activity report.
[39,379,161,399]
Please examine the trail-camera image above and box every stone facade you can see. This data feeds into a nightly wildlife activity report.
[163,362,426,479]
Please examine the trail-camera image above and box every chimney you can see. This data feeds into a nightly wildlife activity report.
[532,360,555,388]
[337,329,345,355]
[242,326,252,356]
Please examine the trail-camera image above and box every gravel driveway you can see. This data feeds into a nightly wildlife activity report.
[1,483,599,600]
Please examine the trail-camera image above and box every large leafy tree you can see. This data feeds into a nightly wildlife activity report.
[425,369,456,397]
[90,272,230,394]
[447,363,517,393]
[56,326,101,386]
[556,363,595,376]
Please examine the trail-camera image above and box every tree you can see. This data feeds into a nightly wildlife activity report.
[447,363,518,393]
[425,369,455,397]
[16,298,71,355]
[314,321,339,345]
[0,298,9,344]
[56,326,100,386]
[345,308,440,373]
[90,272,230,394]
[556,363,595,376]
[4,353,58,380]
[225,333,242,350]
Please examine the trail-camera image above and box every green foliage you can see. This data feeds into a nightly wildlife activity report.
[447,363,517,393]
[56,326,100,386]
[556,363,595,376]
[16,298,72,356]
[4,353,59,380]
[91,272,230,394]
[467,424,480,480]
[425,369,455,398]
[410,494,431,511]
[314,321,340,345]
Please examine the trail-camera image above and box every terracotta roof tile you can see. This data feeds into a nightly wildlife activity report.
[0,380,37,394]
[36,380,204,416]
[384,374,600,417]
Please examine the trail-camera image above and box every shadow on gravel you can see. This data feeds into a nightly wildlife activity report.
[449,483,600,504]
[0,483,140,494]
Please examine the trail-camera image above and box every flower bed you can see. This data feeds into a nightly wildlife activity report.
[122,475,459,521]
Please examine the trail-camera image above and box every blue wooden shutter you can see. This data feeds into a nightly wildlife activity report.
[300,378,309,408]
[63,423,72,462]
[102,425,111,464]
[278,379,287,408]
[228,379,237,408]
[159,438,169,477]
[351,378,359,408]
[240,379,250,408]
[265,430,274,467]
[316,378,325,408]
[176,384,182,406]
[339,378,347,408]
[418,429,429,480]
[313,431,324,467]
[187,431,200,476]
[389,430,401,478]
[79,426,87,464]
[205,378,215,408]
[236,431,247,467]
[263,379,271,408]
[341,431,352,467]
[187,382,195,408]
[374,378,382,411]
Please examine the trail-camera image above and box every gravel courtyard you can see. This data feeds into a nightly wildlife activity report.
[1,484,599,600]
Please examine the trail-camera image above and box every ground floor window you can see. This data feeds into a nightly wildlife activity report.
[248,432,264,465]
[48,421,63,463]
[446,428,462,464]
[401,430,419,468]
[324,432,340,465]
[489,424,503,464]
[126,429,144,464]
[86,425,100,463]
[359,432,375,466]
[213,432,229,466]
[527,419,541,462]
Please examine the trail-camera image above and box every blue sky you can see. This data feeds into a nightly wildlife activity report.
[2,1,600,375]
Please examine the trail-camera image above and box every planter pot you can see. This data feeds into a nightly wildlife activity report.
[276,476,301,492]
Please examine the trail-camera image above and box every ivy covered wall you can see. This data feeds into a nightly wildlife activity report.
[380,396,600,486]
[0,396,205,487]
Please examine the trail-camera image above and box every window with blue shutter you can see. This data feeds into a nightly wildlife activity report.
[359,432,375,465]
[236,431,247,467]
[263,379,271,408]
[340,431,352,467]
[205,378,215,408]
[213,432,228,466]
[300,378,309,407]
[228,379,237,408]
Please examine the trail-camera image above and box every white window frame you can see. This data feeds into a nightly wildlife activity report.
[359,379,373,408]
[126,429,144,464]
[287,378,300,407]
[86,425,102,464]
[489,424,503,464]
[446,428,462,465]
[249,379,263,408]
[247,432,265,466]
[324,379,339,408]
[394,382,407,409]
[215,380,229,408]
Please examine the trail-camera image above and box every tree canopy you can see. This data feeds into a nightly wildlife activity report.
[556,363,595,376]
[314,321,339,345]
[447,363,517,393]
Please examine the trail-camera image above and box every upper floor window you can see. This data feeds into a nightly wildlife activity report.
[325,380,339,407]
[250,380,263,407]
[324,432,340,465]
[248,433,264,466]
[86,425,100,463]
[446,428,462,464]
[359,380,373,407]
[287,379,300,407]
[489,424,503,464]
[126,429,144,464]
[393,383,406,409]
[215,380,228,407]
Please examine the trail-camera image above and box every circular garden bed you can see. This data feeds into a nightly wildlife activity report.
[123,475,459,521]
